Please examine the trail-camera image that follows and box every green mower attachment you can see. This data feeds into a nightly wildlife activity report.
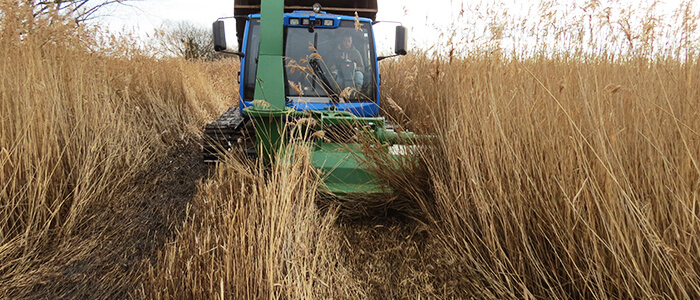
[245,103,422,196]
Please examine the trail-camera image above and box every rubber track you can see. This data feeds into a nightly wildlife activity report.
[203,107,246,162]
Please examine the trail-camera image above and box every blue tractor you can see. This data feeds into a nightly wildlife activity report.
[203,0,408,162]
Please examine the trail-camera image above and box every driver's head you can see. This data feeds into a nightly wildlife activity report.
[340,35,353,50]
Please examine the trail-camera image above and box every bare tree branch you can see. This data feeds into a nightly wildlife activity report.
[156,21,216,60]
[32,0,133,23]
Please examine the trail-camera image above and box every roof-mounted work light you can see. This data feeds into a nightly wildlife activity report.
[312,3,322,13]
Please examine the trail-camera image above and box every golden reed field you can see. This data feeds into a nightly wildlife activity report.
[2,1,699,299]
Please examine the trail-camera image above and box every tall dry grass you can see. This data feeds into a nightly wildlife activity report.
[0,3,231,296]
[372,1,700,297]
[143,149,359,299]
[3,0,700,299]
[379,52,700,299]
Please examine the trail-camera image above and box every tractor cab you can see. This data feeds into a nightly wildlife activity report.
[213,1,407,118]
[241,11,379,116]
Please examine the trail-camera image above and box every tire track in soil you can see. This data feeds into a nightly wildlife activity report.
[23,141,209,299]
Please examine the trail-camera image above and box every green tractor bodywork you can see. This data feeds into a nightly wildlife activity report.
[229,0,420,196]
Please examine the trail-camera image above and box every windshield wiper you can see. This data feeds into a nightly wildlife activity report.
[309,57,339,103]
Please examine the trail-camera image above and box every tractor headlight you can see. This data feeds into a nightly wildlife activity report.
[301,18,310,25]
[289,18,300,25]
[323,19,333,26]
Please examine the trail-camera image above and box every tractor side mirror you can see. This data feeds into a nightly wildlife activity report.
[395,26,408,56]
[213,20,227,51]
[377,25,408,61]
[213,20,244,58]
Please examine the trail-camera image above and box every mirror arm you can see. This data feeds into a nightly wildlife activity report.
[217,50,245,58]
[377,54,400,61]
[378,49,407,61]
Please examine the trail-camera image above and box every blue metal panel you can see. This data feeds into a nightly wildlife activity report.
[238,18,251,112]
[242,100,378,117]
[367,20,381,109]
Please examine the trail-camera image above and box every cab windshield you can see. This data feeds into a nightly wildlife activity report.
[242,19,376,103]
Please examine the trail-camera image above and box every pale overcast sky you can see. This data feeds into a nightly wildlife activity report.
[95,0,697,54]
[98,0,418,36]
[96,0,441,53]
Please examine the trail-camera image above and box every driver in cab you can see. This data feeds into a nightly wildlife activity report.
[331,35,364,89]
